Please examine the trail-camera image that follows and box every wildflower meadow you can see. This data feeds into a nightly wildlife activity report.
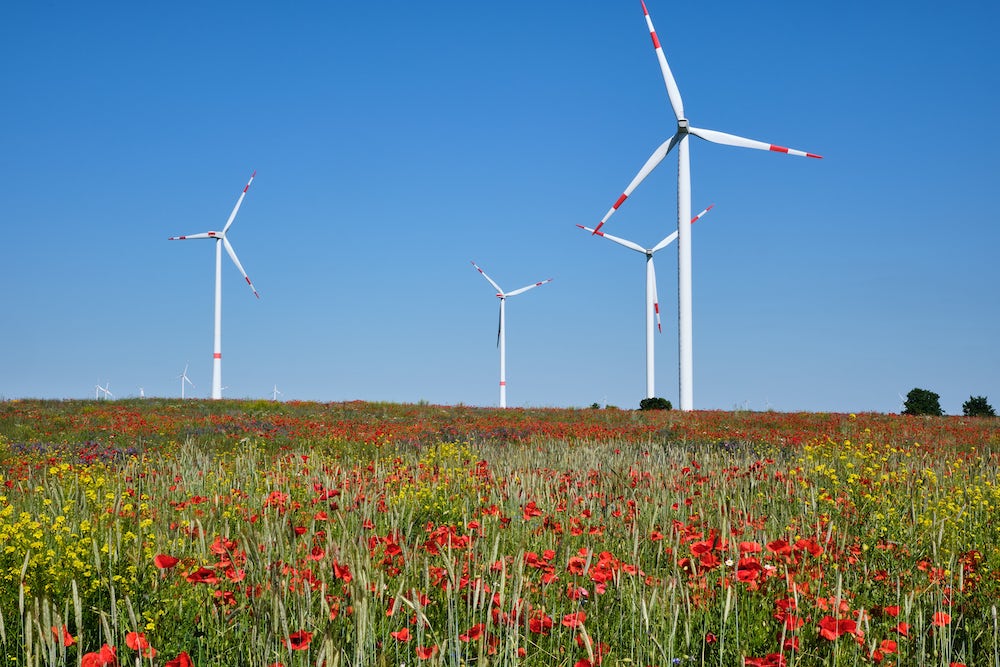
[0,399,997,666]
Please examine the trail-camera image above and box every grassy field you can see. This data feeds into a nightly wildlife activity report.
[0,399,998,666]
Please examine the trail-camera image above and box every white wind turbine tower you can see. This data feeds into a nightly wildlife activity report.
[169,172,260,400]
[578,204,713,400]
[177,364,195,399]
[271,384,282,401]
[593,1,821,411]
[471,262,552,409]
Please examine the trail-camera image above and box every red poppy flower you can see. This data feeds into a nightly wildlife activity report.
[390,628,411,642]
[286,630,313,650]
[81,644,116,667]
[333,561,353,583]
[51,625,75,647]
[932,612,952,627]
[154,554,179,569]
[416,645,438,660]
[185,567,218,585]
[165,652,193,667]
[561,611,587,628]
[894,622,910,637]
[574,660,593,667]
[125,632,155,658]
[459,623,485,642]
[883,605,900,617]
[818,616,857,641]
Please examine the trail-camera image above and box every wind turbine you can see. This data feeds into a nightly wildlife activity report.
[177,363,195,399]
[578,204,713,400]
[95,382,113,400]
[471,261,552,409]
[271,384,282,401]
[593,1,821,410]
[169,171,260,400]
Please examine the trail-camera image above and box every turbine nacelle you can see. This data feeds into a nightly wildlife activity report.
[677,118,690,133]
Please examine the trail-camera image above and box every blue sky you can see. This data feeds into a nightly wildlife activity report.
[2,1,997,414]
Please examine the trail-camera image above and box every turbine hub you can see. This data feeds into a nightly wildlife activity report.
[677,118,690,133]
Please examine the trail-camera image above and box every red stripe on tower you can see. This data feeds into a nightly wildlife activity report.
[499,381,506,386]
[213,353,221,359]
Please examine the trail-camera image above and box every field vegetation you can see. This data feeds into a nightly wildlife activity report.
[0,399,998,666]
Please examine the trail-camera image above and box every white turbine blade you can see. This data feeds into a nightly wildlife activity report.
[223,237,260,298]
[592,134,680,234]
[641,1,684,120]
[471,261,504,295]
[506,278,553,297]
[689,127,822,158]
[222,170,257,234]
[575,224,647,254]
[650,204,713,253]
[650,230,679,254]
[168,231,219,240]
[651,259,662,333]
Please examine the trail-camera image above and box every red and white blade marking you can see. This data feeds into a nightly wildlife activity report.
[168,231,218,240]
[593,134,680,234]
[650,204,714,253]
[506,278,553,297]
[577,223,647,254]
[223,237,260,298]
[222,170,257,235]
[690,203,715,223]
[690,126,822,158]
[471,261,504,295]
[651,259,662,333]
[641,1,685,121]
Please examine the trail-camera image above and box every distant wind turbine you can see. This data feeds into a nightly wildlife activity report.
[272,384,282,401]
[578,204,713,400]
[593,1,821,410]
[169,172,260,400]
[95,382,113,400]
[471,261,552,409]
[177,363,195,399]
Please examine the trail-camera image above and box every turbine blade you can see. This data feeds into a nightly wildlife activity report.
[651,260,662,333]
[689,127,822,158]
[650,204,713,253]
[223,237,260,298]
[506,278,553,297]
[576,224,647,254]
[650,230,679,254]
[168,232,219,240]
[471,261,504,295]
[222,170,257,234]
[593,134,680,234]
[641,1,684,120]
